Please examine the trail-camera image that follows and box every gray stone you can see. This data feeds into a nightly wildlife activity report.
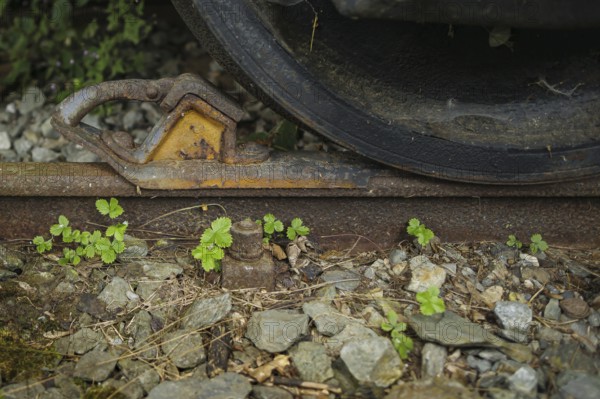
[507,366,537,397]
[467,355,492,374]
[65,148,98,163]
[122,109,144,130]
[141,261,182,280]
[18,87,45,115]
[289,342,333,383]
[324,322,378,356]
[409,312,533,364]
[537,326,563,342]
[421,343,447,378]
[302,300,351,336]
[118,235,149,260]
[54,327,104,355]
[98,276,132,310]
[131,310,159,359]
[73,348,117,381]
[389,248,407,264]
[54,281,75,294]
[0,245,24,271]
[367,259,392,282]
[53,374,82,398]
[340,336,402,388]
[384,378,480,399]
[118,358,161,394]
[147,372,251,399]
[40,117,56,138]
[182,293,232,330]
[102,378,144,399]
[0,269,17,280]
[246,309,309,353]
[315,284,337,301]
[558,372,600,399]
[0,382,45,399]
[141,102,163,125]
[146,379,203,399]
[321,269,361,291]
[31,147,60,162]
[0,131,10,150]
[12,137,32,156]
[361,306,386,329]
[407,255,447,293]
[0,149,17,161]
[441,263,457,275]
[161,329,206,369]
[570,321,598,352]
[39,387,67,399]
[588,310,600,327]
[81,113,103,129]
[135,280,163,301]
[252,385,293,399]
[493,301,532,335]
[544,299,561,321]
[477,349,507,362]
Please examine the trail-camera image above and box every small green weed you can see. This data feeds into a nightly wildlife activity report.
[258,213,284,244]
[506,233,548,254]
[33,197,127,266]
[192,217,233,272]
[416,286,446,316]
[381,310,414,359]
[286,217,310,240]
[407,218,435,247]
[506,234,523,249]
[529,233,548,254]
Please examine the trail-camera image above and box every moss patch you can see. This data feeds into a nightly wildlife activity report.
[0,328,60,383]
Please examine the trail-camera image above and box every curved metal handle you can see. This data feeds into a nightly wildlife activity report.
[53,77,176,127]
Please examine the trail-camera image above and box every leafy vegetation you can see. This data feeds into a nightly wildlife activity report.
[506,234,523,249]
[416,286,446,316]
[32,198,127,265]
[192,217,233,272]
[286,218,310,241]
[407,218,435,247]
[0,0,152,99]
[529,233,548,254]
[258,213,284,244]
[381,310,414,359]
[506,233,548,254]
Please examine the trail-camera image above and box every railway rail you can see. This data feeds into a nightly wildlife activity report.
[1,158,599,249]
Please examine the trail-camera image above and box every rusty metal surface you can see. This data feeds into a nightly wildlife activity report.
[52,74,271,188]
[0,196,599,249]
[229,219,264,261]
[3,159,600,197]
[222,252,275,290]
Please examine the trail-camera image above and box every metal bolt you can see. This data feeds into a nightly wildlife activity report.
[229,219,263,261]
[146,85,159,99]
[222,219,274,291]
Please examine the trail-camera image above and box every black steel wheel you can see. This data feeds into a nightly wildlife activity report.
[171,0,600,184]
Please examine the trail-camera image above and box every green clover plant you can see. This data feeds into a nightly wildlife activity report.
[407,218,435,247]
[416,286,446,316]
[286,218,310,240]
[32,198,127,266]
[381,310,414,359]
[529,233,548,254]
[506,234,523,249]
[192,217,233,272]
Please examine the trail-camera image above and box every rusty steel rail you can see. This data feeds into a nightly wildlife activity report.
[2,159,600,197]
[1,158,600,249]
